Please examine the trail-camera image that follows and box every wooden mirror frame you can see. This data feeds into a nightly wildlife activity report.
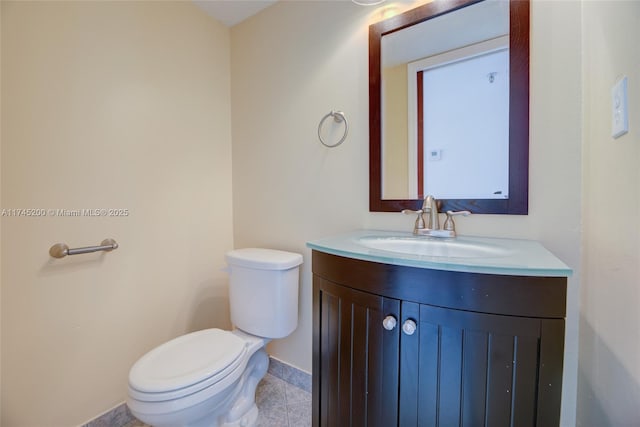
[369,0,529,214]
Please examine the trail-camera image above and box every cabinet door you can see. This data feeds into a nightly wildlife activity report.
[399,303,564,427]
[313,276,400,427]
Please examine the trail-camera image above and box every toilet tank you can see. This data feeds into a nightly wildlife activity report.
[225,248,303,339]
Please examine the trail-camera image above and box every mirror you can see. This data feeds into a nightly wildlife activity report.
[369,0,529,214]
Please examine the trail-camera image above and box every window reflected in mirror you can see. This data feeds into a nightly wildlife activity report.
[369,0,530,214]
[382,35,510,200]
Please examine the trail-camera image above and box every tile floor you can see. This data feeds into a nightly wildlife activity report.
[124,373,311,427]
[256,373,312,427]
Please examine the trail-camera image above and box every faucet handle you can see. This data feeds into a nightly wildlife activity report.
[401,209,423,215]
[402,209,426,231]
[446,210,471,216]
[443,210,471,232]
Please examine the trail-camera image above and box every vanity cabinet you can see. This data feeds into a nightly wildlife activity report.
[312,251,567,427]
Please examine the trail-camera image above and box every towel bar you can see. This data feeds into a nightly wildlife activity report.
[49,238,118,258]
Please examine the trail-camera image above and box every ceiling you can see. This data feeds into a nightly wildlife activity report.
[193,0,279,27]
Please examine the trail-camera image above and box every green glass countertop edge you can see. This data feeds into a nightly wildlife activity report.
[306,230,572,278]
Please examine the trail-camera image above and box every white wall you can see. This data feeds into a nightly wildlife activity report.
[1,2,233,425]
[231,1,582,426]
[578,1,640,425]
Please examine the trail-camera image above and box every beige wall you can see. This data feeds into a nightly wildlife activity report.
[0,1,3,418]
[231,0,379,375]
[6,1,638,426]
[231,1,582,426]
[1,2,233,425]
[579,1,640,425]
[382,63,409,199]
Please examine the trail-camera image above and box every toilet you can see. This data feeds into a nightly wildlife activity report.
[127,248,303,427]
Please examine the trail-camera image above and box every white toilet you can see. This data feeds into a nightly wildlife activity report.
[127,248,303,427]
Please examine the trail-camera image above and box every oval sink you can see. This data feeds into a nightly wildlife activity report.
[356,236,512,258]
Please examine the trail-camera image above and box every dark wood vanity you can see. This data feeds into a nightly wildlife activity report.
[311,250,567,427]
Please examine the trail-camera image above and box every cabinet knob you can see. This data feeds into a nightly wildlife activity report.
[402,319,417,335]
[382,315,397,331]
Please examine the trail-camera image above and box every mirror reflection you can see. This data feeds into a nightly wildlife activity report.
[369,0,530,214]
[381,0,509,200]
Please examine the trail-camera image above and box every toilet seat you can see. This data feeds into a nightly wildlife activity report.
[128,329,247,402]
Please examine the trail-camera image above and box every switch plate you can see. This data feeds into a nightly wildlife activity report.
[612,76,629,138]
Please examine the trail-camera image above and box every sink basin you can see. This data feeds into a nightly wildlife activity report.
[356,236,513,258]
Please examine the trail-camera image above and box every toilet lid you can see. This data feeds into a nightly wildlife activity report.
[129,329,246,394]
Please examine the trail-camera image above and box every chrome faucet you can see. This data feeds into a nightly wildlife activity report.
[402,195,471,238]
[422,195,440,230]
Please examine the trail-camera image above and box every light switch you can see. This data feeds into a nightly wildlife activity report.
[612,76,628,138]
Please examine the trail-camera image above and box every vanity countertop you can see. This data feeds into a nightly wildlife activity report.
[307,230,571,277]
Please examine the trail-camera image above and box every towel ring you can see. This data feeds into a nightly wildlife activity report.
[318,110,349,148]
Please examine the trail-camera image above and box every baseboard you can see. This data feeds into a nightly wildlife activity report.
[80,402,136,427]
[267,355,312,393]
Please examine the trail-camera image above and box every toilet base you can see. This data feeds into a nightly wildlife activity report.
[129,337,269,427]
[221,405,258,427]
[219,346,267,427]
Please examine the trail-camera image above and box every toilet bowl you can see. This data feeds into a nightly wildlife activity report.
[127,248,303,427]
